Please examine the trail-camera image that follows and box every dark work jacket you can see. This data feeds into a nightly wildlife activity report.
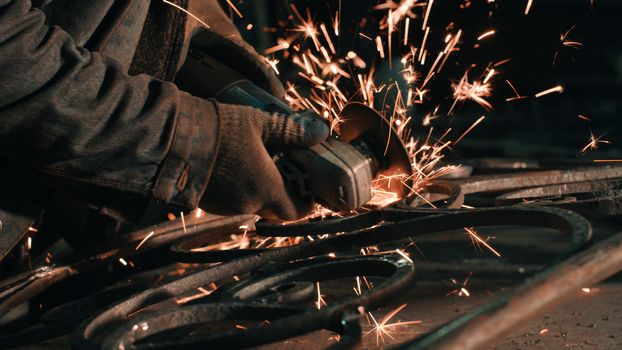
[0,0,261,263]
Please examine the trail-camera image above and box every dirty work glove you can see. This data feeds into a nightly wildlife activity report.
[201,104,329,220]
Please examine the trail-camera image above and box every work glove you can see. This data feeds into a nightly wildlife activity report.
[201,104,329,220]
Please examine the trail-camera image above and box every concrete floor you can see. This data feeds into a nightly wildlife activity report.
[261,280,622,349]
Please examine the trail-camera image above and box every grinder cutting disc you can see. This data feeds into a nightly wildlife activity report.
[338,102,413,200]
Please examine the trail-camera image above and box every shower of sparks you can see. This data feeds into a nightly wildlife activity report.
[579,130,611,155]
[162,0,210,28]
[535,85,564,98]
[364,304,422,345]
[135,231,155,251]
[464,227,501,257]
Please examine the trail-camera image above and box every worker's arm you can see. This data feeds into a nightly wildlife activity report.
[0,0,327,219]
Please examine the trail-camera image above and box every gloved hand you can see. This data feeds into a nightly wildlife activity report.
[201,104,329,220]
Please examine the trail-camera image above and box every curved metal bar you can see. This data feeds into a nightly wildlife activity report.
[74,206,590,349]
[101,256,412,350]
[0,281,149,348]
[457,166,622,195]
[495,179,622,218]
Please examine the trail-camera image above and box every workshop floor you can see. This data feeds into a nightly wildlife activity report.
[262,280,622,349]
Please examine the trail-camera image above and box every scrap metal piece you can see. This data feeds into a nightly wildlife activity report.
[495,178,622,217]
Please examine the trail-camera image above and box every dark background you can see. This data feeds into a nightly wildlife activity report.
[224,0,622,161]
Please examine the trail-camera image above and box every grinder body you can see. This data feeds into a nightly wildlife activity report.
[176,49,399,211]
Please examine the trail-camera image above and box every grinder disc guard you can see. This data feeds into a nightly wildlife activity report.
[337,102,413,200]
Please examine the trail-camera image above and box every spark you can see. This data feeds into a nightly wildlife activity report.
[581,287,591,293]
[135,231,155,251]
[180,211,187,234]
[320,23,336,54]
[316,282,327,309]
[454,116,485,145]
[419,27,431,62]
[27,237,32,250]
[561,25,582,49]
[334,0,341,36]
[395,249,413,263]
[464,227,501,257]
[118,258,128,266]
[364,304,421,345]
[593,159,622,163]
[477,30,496,41]
[375,36,385,58]
[195,208,203,218]
[505,80,527,101]
[540,328,549,335]
[450,71,492,114]
[162,0,210,28]
[578,114,591,122]
[264,39,290,54]
[404,17,410,45]
[579,130,611,155]
[225,0,243,18]
[483,68,495,84]
[446,272,473,297]
[264,57,280,75]
[525,0,534,15]
[422,0,434,30]
[175,286,215,305]
[535,85,564,98]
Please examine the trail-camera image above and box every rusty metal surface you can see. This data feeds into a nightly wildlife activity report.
[1,164,622,349]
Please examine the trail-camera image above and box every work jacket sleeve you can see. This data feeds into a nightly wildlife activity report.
[0,0,220,209]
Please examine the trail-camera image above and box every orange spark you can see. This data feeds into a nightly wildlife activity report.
[525,0,534,15]
[455,116,485,145]
[163,0,210,28]
[464,227,501,257]
[535,85,564,98]
[364,304,421,345]
[477,30,495,41]
[135,231,155,251]
[225,0,243,18]
[579,130,611,155]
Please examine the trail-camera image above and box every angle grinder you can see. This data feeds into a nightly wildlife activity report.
[175,49,413,212]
